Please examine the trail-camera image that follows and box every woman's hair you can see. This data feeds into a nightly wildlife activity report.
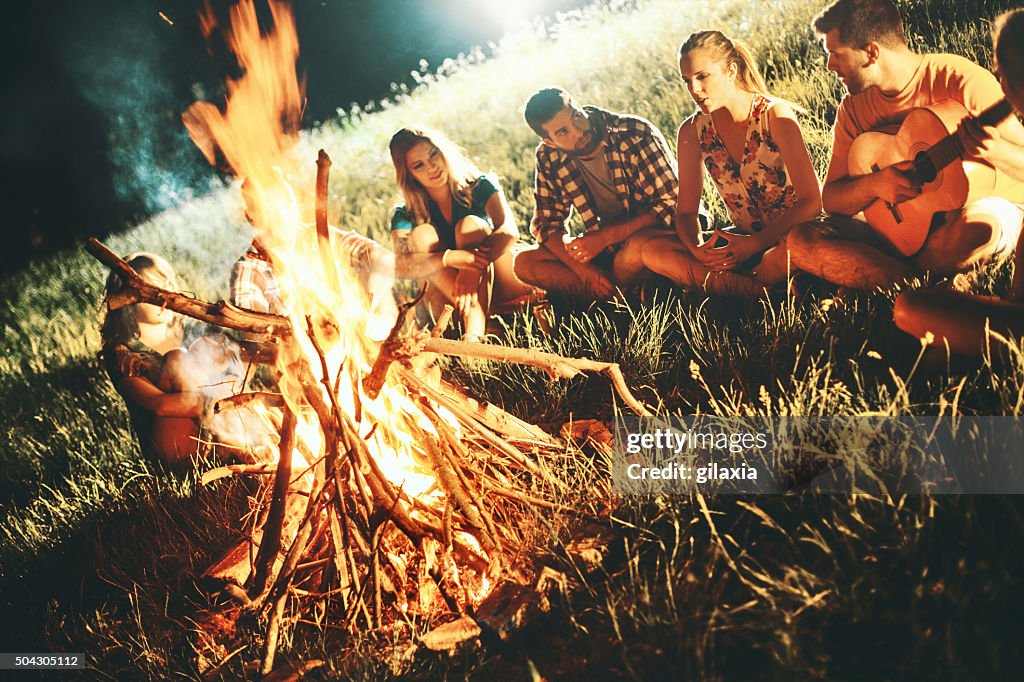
[994,9,1024,88]
[388,126,483,224]
[678,30,770,98]
[100,252,183,347]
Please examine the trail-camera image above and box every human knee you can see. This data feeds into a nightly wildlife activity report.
[158,348,190,392]
[455,215,491,247]
[786,223,823,260]
[513,248,545,283]
[892,292,916,333]
[893,290,938,337]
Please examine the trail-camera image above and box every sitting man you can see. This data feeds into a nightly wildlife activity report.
[514,87,681,302]
[787,0,1024,291]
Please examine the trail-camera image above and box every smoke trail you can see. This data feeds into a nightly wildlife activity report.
[61,1,214,215]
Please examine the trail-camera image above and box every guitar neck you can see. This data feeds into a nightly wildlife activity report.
[917,99,1013,175]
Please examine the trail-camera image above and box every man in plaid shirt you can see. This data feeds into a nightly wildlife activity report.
[231,237,287,315]
[515,87,683,301]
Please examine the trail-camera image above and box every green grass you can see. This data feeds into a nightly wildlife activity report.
[4,0,1024,678]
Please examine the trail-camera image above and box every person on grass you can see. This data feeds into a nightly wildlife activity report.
[893,9,1024,355]
[513,87,683,303]
[657,30,822,297]
[101,253,245,468]
[389,126,535,340]
[786,0,1024,292]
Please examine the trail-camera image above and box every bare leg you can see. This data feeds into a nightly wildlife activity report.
[454,216,492,337]
[915,197,1023,275]
[514,244,594,300]
[491,247,536,306]
[147,348,202,467]
[894,289,1024,356]
[787,217,918,289]
[612,228,663,289]
[408,223,486,337]
[751,238,792,286]
[640,233,767,297]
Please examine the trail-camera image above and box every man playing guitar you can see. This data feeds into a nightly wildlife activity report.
[787,0,1024,291]
[893,9,1024,355]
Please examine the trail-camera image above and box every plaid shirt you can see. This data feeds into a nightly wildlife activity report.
[530,106,678,244]
[230,229,383,315]
[230,243,286,315]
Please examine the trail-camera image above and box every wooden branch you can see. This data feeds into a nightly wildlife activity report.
[397,368,564,489]
[362,285,427,399]
[315,149,339,294]
[86,237,291,337]
[250,406,297,599]
[213,392,286,414]
[431,304,454,337]
[421,337,651,416]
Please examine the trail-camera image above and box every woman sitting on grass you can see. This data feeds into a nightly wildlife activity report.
[388,126,536,340]
[101,253,244,469]
[649,30,821,297]
[894,9,1024,355]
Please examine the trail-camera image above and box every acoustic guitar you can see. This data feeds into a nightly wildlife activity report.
[847,98,1012,256]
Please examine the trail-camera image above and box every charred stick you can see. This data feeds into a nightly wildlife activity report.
[437,378,559,445]
[398,367,563,488]
[431,304,455,337]
[250,406,297,599]
[418,398,502,554]
[314,149,339,295]
[362,284,427,399]
[338,413,429,544]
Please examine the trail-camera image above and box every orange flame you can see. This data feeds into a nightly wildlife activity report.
[183,0,453,504]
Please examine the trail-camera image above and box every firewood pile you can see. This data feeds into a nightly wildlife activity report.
[88,225,645,673]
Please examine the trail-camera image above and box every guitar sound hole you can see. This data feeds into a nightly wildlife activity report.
[914,151,937,183]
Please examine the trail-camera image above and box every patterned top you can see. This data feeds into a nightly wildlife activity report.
[531,106,678,244]
[391,174,500,250]
[103,337,164,386]
[692,95,797,233]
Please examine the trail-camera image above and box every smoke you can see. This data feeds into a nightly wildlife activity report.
[61,1,215,215]
[173,332,280,460]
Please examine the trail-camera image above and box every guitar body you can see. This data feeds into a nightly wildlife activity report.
[848,100,998,256]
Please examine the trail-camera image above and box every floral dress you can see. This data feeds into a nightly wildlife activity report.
[694,94,798,234]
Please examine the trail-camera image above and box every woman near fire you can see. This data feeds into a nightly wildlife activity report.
[894,10,1024,355]
[388,126,536,340]
[100,253,243,468]
[649,30,821,297]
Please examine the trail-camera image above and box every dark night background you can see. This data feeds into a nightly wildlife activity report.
[0,0,589,275]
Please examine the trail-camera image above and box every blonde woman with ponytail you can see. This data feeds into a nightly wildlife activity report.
[647,30,821,296]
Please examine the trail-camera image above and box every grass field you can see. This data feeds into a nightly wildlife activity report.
[3,0,1024,678]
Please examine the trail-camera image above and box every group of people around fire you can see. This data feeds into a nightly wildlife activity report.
[102,0,1024,467]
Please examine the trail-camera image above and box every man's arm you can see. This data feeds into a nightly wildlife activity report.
[960,115,1024,183]
[567,211,660,263]
[821,113,922,215]
[530,148,572,245]
[632,117,679,230]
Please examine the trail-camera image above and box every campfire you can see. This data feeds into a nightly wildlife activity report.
[88,0,648,673]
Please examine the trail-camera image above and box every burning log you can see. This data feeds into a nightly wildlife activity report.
[89,221,626,668]
[116,2,614,670]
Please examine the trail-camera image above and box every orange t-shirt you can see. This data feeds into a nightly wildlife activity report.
[827,53,1024,202]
